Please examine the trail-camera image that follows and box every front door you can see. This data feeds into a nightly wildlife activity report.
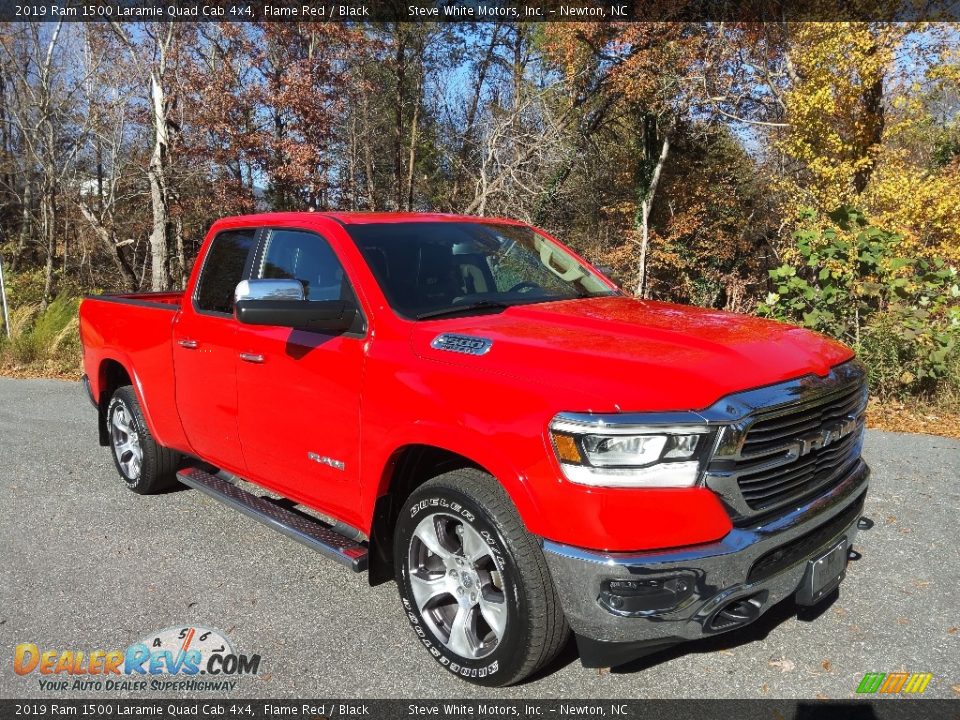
[234,228,365,524]
[173,227,257,472]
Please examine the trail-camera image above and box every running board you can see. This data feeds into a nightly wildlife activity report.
[177,467,368,572]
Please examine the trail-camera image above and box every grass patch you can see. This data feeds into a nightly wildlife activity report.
[0,296,82,378]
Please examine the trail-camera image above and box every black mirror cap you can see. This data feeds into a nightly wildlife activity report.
[235,299,357,333]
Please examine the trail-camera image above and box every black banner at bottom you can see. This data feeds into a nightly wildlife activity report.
[0,699,958,720]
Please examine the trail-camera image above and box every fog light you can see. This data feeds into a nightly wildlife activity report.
[599,573,696,616]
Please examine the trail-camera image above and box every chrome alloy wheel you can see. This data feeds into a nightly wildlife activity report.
[408,512,508,659]
[110,402,143,480]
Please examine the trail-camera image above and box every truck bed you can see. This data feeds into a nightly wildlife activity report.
[79,290,188,452]
[83,291,184,309]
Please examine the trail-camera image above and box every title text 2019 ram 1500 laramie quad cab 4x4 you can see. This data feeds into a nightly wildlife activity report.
[79,212,869,686]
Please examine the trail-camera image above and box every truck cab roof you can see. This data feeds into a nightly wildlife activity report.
[212,211,527,227]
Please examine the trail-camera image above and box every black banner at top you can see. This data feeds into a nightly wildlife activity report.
[1,0,959,22]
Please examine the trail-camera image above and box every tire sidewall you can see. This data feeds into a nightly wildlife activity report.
[107,392,145,490]
[395,485,529,685]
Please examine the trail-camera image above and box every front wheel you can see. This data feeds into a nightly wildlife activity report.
[107,386,181,494]
[394,469,569,686]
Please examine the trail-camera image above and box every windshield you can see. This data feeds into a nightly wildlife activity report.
[346,222,616,319]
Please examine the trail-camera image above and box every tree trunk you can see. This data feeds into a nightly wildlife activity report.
[634,132,670,299]
[77,202,137,290]
[40,192,55,310]
[174,213,186,289]
[405,73,422,212]
[853,39,885,195]
[347,116,358,211]
[148,71,170,291]
[356,84,377,210]
[12,182,31,272]
[393,28,406,210]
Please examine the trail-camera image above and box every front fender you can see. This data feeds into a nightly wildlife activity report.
[367,420,544,535]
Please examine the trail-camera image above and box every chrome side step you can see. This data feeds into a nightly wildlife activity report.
[177,467,368,572]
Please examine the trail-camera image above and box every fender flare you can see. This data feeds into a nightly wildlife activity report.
[365,421,546,586]
[95,353,163,445]
[371,420,543,527]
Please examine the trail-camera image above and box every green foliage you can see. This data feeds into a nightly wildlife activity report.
[2,268,47,308]
[759,208,960,399]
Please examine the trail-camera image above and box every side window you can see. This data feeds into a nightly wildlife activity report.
[195,229,257,314]
[259,229,352,303]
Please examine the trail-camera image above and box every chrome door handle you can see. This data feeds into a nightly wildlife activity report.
[177,339,199,349]
[239,352,264,364]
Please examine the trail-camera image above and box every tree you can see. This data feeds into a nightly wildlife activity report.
[107,21,190,290]
[0,22,89,307]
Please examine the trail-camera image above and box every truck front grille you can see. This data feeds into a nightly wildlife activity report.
[736,379,868,512]
[703,361,869,522]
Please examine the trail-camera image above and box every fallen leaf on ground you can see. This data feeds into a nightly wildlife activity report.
[867,399,960,439]
[769,658,795,673]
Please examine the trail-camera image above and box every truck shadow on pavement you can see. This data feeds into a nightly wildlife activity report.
[531,586,847,683]
[612,589,840,675]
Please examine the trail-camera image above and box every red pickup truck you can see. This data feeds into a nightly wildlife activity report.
[79,212,869,685]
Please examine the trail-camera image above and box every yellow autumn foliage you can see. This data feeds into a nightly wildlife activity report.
[776,23,901,214]
[777,23,960,264]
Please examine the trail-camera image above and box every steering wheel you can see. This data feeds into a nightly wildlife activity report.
[507,281,542,294]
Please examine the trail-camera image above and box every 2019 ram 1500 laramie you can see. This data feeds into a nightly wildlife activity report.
[79,212,869,686]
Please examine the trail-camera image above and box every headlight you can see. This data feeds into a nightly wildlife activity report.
[549,417,718,488]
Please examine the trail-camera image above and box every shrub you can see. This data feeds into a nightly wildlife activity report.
[0,295,81,376]
[759,207,960,401]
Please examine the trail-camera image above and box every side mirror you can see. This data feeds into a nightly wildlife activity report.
[234,279,357,333]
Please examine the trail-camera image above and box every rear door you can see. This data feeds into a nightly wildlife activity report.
[234,227,366,524]
[173,227,258,471]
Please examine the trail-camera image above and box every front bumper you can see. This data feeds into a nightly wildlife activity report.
[543,459,869,667]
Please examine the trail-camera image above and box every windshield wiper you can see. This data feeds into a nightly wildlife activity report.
[416,300,511,320]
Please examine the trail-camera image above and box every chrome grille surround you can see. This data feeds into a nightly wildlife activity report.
[701,360,868,522]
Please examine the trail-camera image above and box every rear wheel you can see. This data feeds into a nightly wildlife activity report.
[394,468,569,686]
[107,386,180,494]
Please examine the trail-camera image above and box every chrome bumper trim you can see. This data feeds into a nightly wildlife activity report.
[543,459,869,644]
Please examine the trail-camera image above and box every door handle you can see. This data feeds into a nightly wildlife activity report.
[177,339,199,349]
[239,352,265,364]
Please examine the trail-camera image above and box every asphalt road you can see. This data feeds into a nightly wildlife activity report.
[1,377,958,700]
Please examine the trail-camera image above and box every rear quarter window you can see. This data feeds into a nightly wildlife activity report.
[195,229,258,314]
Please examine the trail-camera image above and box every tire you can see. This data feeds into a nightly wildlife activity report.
[394,468,570,686]
[106,386,180,495]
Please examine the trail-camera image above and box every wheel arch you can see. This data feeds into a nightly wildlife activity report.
[366,440,540,586]
[94,356,161,448]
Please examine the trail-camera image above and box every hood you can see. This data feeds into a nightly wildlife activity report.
[409,295,854,413]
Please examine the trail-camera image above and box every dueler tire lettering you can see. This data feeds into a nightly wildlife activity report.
[394,468,570,687]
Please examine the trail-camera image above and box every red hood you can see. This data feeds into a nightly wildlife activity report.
[409,295,854,413]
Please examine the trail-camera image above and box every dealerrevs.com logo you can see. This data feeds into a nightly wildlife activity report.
[14,626,262,692]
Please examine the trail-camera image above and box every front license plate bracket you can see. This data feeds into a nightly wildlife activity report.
[795,539,849,607]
